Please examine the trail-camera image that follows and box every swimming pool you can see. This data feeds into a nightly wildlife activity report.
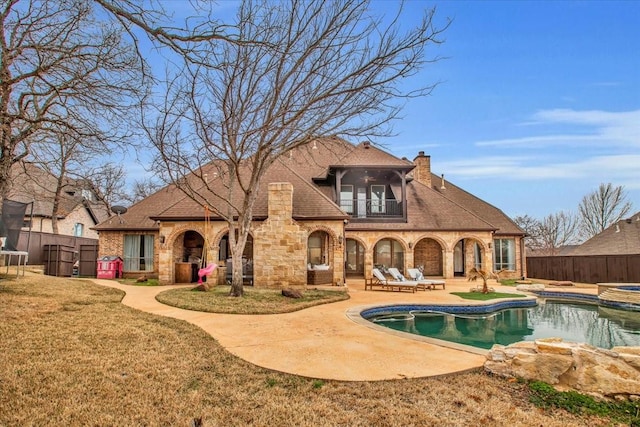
[364,299,640,350]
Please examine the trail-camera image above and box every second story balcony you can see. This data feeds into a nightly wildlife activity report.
[339,198,404,220]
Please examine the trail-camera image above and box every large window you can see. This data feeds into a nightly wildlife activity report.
[370,185,386,214]
[124,234,154,272]
[494,238,515,270]
[374,238,404,273]
[340,185,353,214]
[307,231,328,265]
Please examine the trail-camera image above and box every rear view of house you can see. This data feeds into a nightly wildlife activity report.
[94,137,526,286]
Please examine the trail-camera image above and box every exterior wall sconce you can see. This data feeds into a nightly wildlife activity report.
[488,242,492,249]
[408,241,413,249]
[159,235,166,244]
[338,235,343,245]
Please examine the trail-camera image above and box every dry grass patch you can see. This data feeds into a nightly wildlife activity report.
[0,272,616,426]
[156,285,349,314]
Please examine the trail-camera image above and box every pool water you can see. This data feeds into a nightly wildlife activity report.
[371,300,640,350]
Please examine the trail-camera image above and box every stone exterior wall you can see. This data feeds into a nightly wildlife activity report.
[344,229,517,280]
[299,220,345,286]
[253,183,308,288]
[97,182,524,284]
[155,213,345,286]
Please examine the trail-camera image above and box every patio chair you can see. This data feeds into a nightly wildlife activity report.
[407,268,446,290]
[387,267,431,291]
[366,268,417,293]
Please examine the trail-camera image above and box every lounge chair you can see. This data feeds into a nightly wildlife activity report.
[407,268,446,290]
[387,267,431,291]
[365,268,417,293]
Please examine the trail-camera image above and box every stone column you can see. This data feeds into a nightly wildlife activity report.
[443,248,454,279]
[253,182,307,288]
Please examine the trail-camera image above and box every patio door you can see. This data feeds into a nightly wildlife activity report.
[454,240,465,276]
[345,239,364,277]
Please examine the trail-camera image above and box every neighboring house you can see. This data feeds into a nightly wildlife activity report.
[569,213,640,256]
[527,245,580,257]
[94,137,526,285]
[8,162,110,239]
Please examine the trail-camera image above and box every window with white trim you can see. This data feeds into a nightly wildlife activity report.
[73,223,84,237]
[493,238,515,270]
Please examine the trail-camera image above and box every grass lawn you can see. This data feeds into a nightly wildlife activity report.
[451,291,528,301]
[0,272,620,426]
[156,285,349,314]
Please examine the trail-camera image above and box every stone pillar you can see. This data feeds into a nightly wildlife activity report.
[443,248,454,279]
[405,246,414,273]
[253,182,307,288]
[413,151,432,188]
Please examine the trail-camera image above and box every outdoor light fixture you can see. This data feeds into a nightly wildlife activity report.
[338,235,343,245]
[159,235,166,244]
[408,241,413,249]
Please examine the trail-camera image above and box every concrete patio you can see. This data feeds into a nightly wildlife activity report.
[91,277,598,381]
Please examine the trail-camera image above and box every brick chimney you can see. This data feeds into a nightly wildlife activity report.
[413,151,432,188]
[268,182,293,221]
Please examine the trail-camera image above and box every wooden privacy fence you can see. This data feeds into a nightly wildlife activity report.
[9,231,99,276]
[527,255,640,284]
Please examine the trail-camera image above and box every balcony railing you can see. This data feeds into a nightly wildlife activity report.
[339,199,403,219]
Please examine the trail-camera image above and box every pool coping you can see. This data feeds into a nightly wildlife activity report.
[346,297,538,356]
[346,292,640,354]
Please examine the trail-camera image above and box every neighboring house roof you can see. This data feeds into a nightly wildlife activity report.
[569,212,640,256]
[93,137,523,235]
[527,245,580,257]
[8,162,110,225]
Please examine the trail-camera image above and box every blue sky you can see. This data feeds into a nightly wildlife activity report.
[132,1,639,220]
[373,0,640,219]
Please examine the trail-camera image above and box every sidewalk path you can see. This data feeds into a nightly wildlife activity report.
[91,279,511,381]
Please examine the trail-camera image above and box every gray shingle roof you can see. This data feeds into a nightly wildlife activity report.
[570,213,640,255]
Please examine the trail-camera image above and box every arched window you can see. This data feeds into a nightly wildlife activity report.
[374,238,404,273]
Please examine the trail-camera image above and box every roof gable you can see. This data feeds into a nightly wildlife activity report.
[570,212,640,255]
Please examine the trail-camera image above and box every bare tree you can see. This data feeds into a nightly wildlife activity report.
[86,163,129,214]
[93,0,241,68]
[538,211,579,255]
[513,214,542,251]
[578,183,633,240]
[1,0,240,213]
[123,177,163,205]
[147,0,448,296]
[0,0,145,210]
